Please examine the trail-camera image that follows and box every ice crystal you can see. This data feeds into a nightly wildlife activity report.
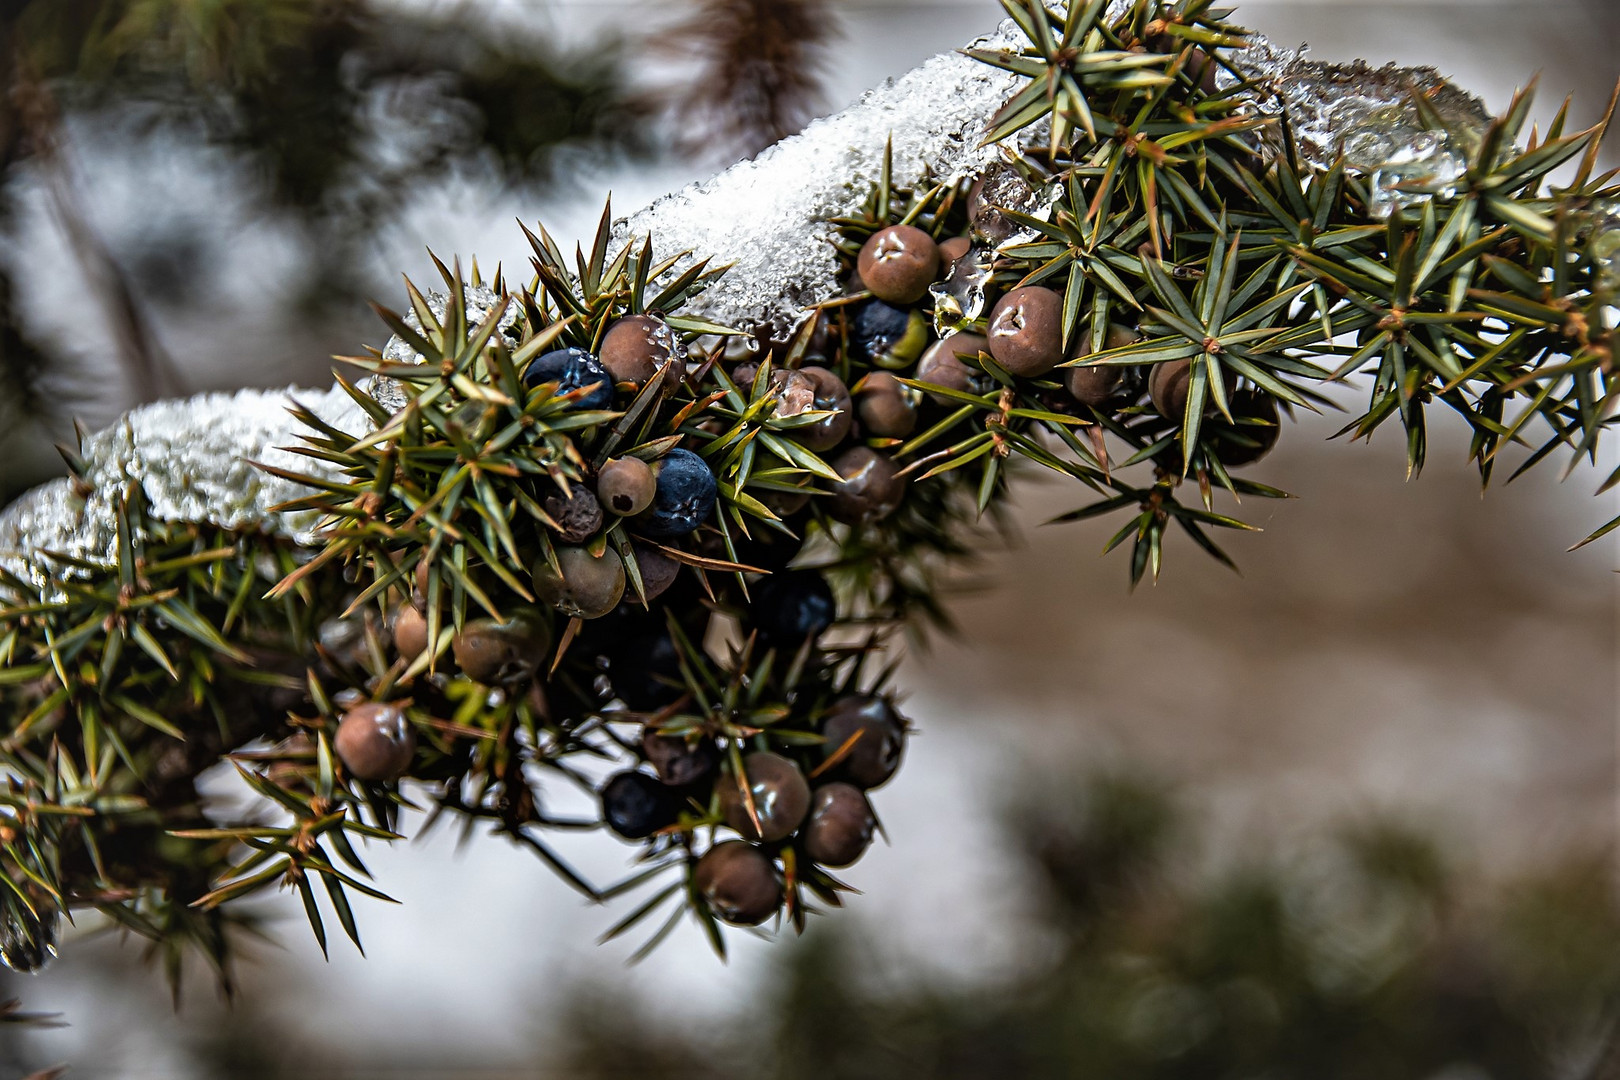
[0,11,1502,576]
[610,23,1025,336]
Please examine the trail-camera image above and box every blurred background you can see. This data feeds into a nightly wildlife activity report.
[1,0,1618,1076]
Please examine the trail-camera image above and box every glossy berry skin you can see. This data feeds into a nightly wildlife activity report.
[522,347,613,410]
[600,771,679,840]
[642,728,719,787]
[853,300,929,370]
[597,456,657,517]
[1066,323,1138,408]
[821,695,905,790]
[803,783,876,867]
[600,315,683,390]
[829,447,905,525]
[752,570,835,646]
[917,332,985,403]
[335,702,416,781]
[1149,358,1193,421]
[543,484,603,544]
[988,287,1064,377]
[771,367,852,452]
[857,224,940,305]
[392,604,429,663]
[695,841,782,926]
[719,751,811,842]
[533,546,626,619]
[937,235,972,264]
[856,372,918,438]
[452,609,551,684]
[636,449,718,537]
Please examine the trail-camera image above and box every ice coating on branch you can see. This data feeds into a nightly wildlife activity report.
[0,8,1499,573]
[610,23,1025,334]
[0,385,371,592]
[374,284,518,410]
[1230,36,1490,176]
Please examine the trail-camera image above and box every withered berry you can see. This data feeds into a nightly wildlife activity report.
[543,484,603,544]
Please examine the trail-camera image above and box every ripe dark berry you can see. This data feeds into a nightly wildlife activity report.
[392,604,429,663]
[522,346,613,410]
[600,770,678,840]
[853,300,929,370]
[636,448,718,538]
[821,695,905,789]
[856,372,918,438]
[335,702,416,781]
[1210,388,1281,466]
[937,235,972,265]
[988,286,1064,377]
[631,541,682,601]
[803,783,876,867]
[1149,358,1193,420]
[752,570,835,646]
[857,224,939,305]
[543,484,603,544]
[694,841,781,926]
[600,315,683,391]
[917,332,986,402]
[451,608,552,684]
[642,728,719,787]
[771,367,852,452]
[829,446,905,525]
[533,546,626,619]
[720,751,811,842]
[1065,323,1138,408]
[597,456,657,517]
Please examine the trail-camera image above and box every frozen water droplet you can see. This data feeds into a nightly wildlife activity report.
[929,246,993,337]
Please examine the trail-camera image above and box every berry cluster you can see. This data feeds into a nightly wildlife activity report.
[0,0,1614,989]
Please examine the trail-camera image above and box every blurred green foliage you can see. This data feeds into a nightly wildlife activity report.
[0,0,646,502]
[544,772,1620,1080]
